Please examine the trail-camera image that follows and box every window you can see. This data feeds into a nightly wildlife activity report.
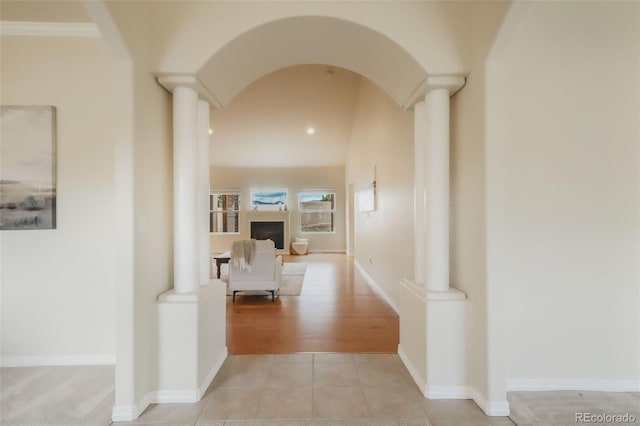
[299,192,335,233]
[210,191,240,233]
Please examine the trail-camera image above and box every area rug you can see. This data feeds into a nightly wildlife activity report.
[224,263,306,296]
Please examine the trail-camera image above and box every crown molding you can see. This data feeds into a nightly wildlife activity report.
[0,21,100,38]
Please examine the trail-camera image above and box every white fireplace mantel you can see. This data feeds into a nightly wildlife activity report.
[245,210,291,255]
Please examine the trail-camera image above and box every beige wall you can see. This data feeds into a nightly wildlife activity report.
[132,68,173,401]
[346,78,414,306]
[0,36,116,362]
[450,0,510,403]
[486,1,640,388]
[210,166,346,253]
[100,0,175,408]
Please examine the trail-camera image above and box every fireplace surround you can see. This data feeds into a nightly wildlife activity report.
[246,210,291,254]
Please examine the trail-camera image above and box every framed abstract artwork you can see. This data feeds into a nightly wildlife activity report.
[250,190,288,210]
[0,106,57,230]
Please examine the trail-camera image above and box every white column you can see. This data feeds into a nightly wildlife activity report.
[198,100,211,285]
[414,101,427,284]
[173,86,199,294]
[424,88,450,292]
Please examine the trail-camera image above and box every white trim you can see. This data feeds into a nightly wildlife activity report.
[425,385,474,399]
[419,385,510,417]
[0,21,100,38]
[154,390,198,403]
[400,278,426,301]
[210,188,241,194]
[426,387,510,417]
[425,287,466,301]
[156,73,222,109]
[111,405,136,423]
[111,348,228,421]
[506,379,640,392]
[354,260,399,314]
[402,74,467,110]
[158,289,199,303]
[197,347,228,399]
[112,391,154,422]
[133,391,154,419]
[469,387,510,416]
[1,354,115,367]
[397,345,426,397]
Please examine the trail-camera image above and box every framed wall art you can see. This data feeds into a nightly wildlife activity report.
[250,189,288,210]
[0,106,57,230]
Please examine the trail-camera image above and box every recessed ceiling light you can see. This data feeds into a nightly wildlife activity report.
[208,128,213,135]
[306,127,315,135]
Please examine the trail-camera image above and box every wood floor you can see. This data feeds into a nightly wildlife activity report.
[225,253,399,355]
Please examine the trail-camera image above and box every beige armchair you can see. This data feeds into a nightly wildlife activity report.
[228,239,282,302]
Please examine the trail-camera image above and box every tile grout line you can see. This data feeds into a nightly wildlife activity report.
[311,353,316,420]
[354,354,375,420]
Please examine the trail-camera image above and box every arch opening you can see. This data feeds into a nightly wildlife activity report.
[196,15,427,108]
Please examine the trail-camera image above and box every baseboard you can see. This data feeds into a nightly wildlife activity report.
[155,390,199,403]
[397,345,426,397]
[112,390,154,422]
[354,260,399,314]
[463,387,509,416]
[112,348,229,421]
[197,347,228,399]
[112,389,196,421]
[425,385,474,399]
[506,379,640,392]
[419,384,510,417]
[1,354,115,367]
[112,405,136,423]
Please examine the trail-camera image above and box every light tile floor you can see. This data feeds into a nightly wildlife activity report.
[125,353,515,426]
[2,355,638,426]
[507,390,640,426]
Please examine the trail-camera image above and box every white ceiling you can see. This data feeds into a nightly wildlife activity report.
[210,65,362,168]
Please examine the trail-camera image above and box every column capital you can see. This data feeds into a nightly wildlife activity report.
[403,74,466,110]
[424,75,466,94]
[156,73,220,109]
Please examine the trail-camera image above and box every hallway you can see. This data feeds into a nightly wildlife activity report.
[0,354,514,425]
[2,359,638,425]
[225,254,399,354]
[2,252,637,424]
[127,353,514,425]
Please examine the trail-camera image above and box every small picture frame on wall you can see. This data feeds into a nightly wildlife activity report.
[358,180,376,213]
[358,165,376,213]
[0,105,57,230]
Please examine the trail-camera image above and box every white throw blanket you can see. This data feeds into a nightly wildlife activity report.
[231,240,255,272]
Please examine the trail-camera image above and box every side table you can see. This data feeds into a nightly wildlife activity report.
[213,251,231,279]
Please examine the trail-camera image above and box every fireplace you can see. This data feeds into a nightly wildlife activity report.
[246,210,290,253]
[250,221,285,249]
